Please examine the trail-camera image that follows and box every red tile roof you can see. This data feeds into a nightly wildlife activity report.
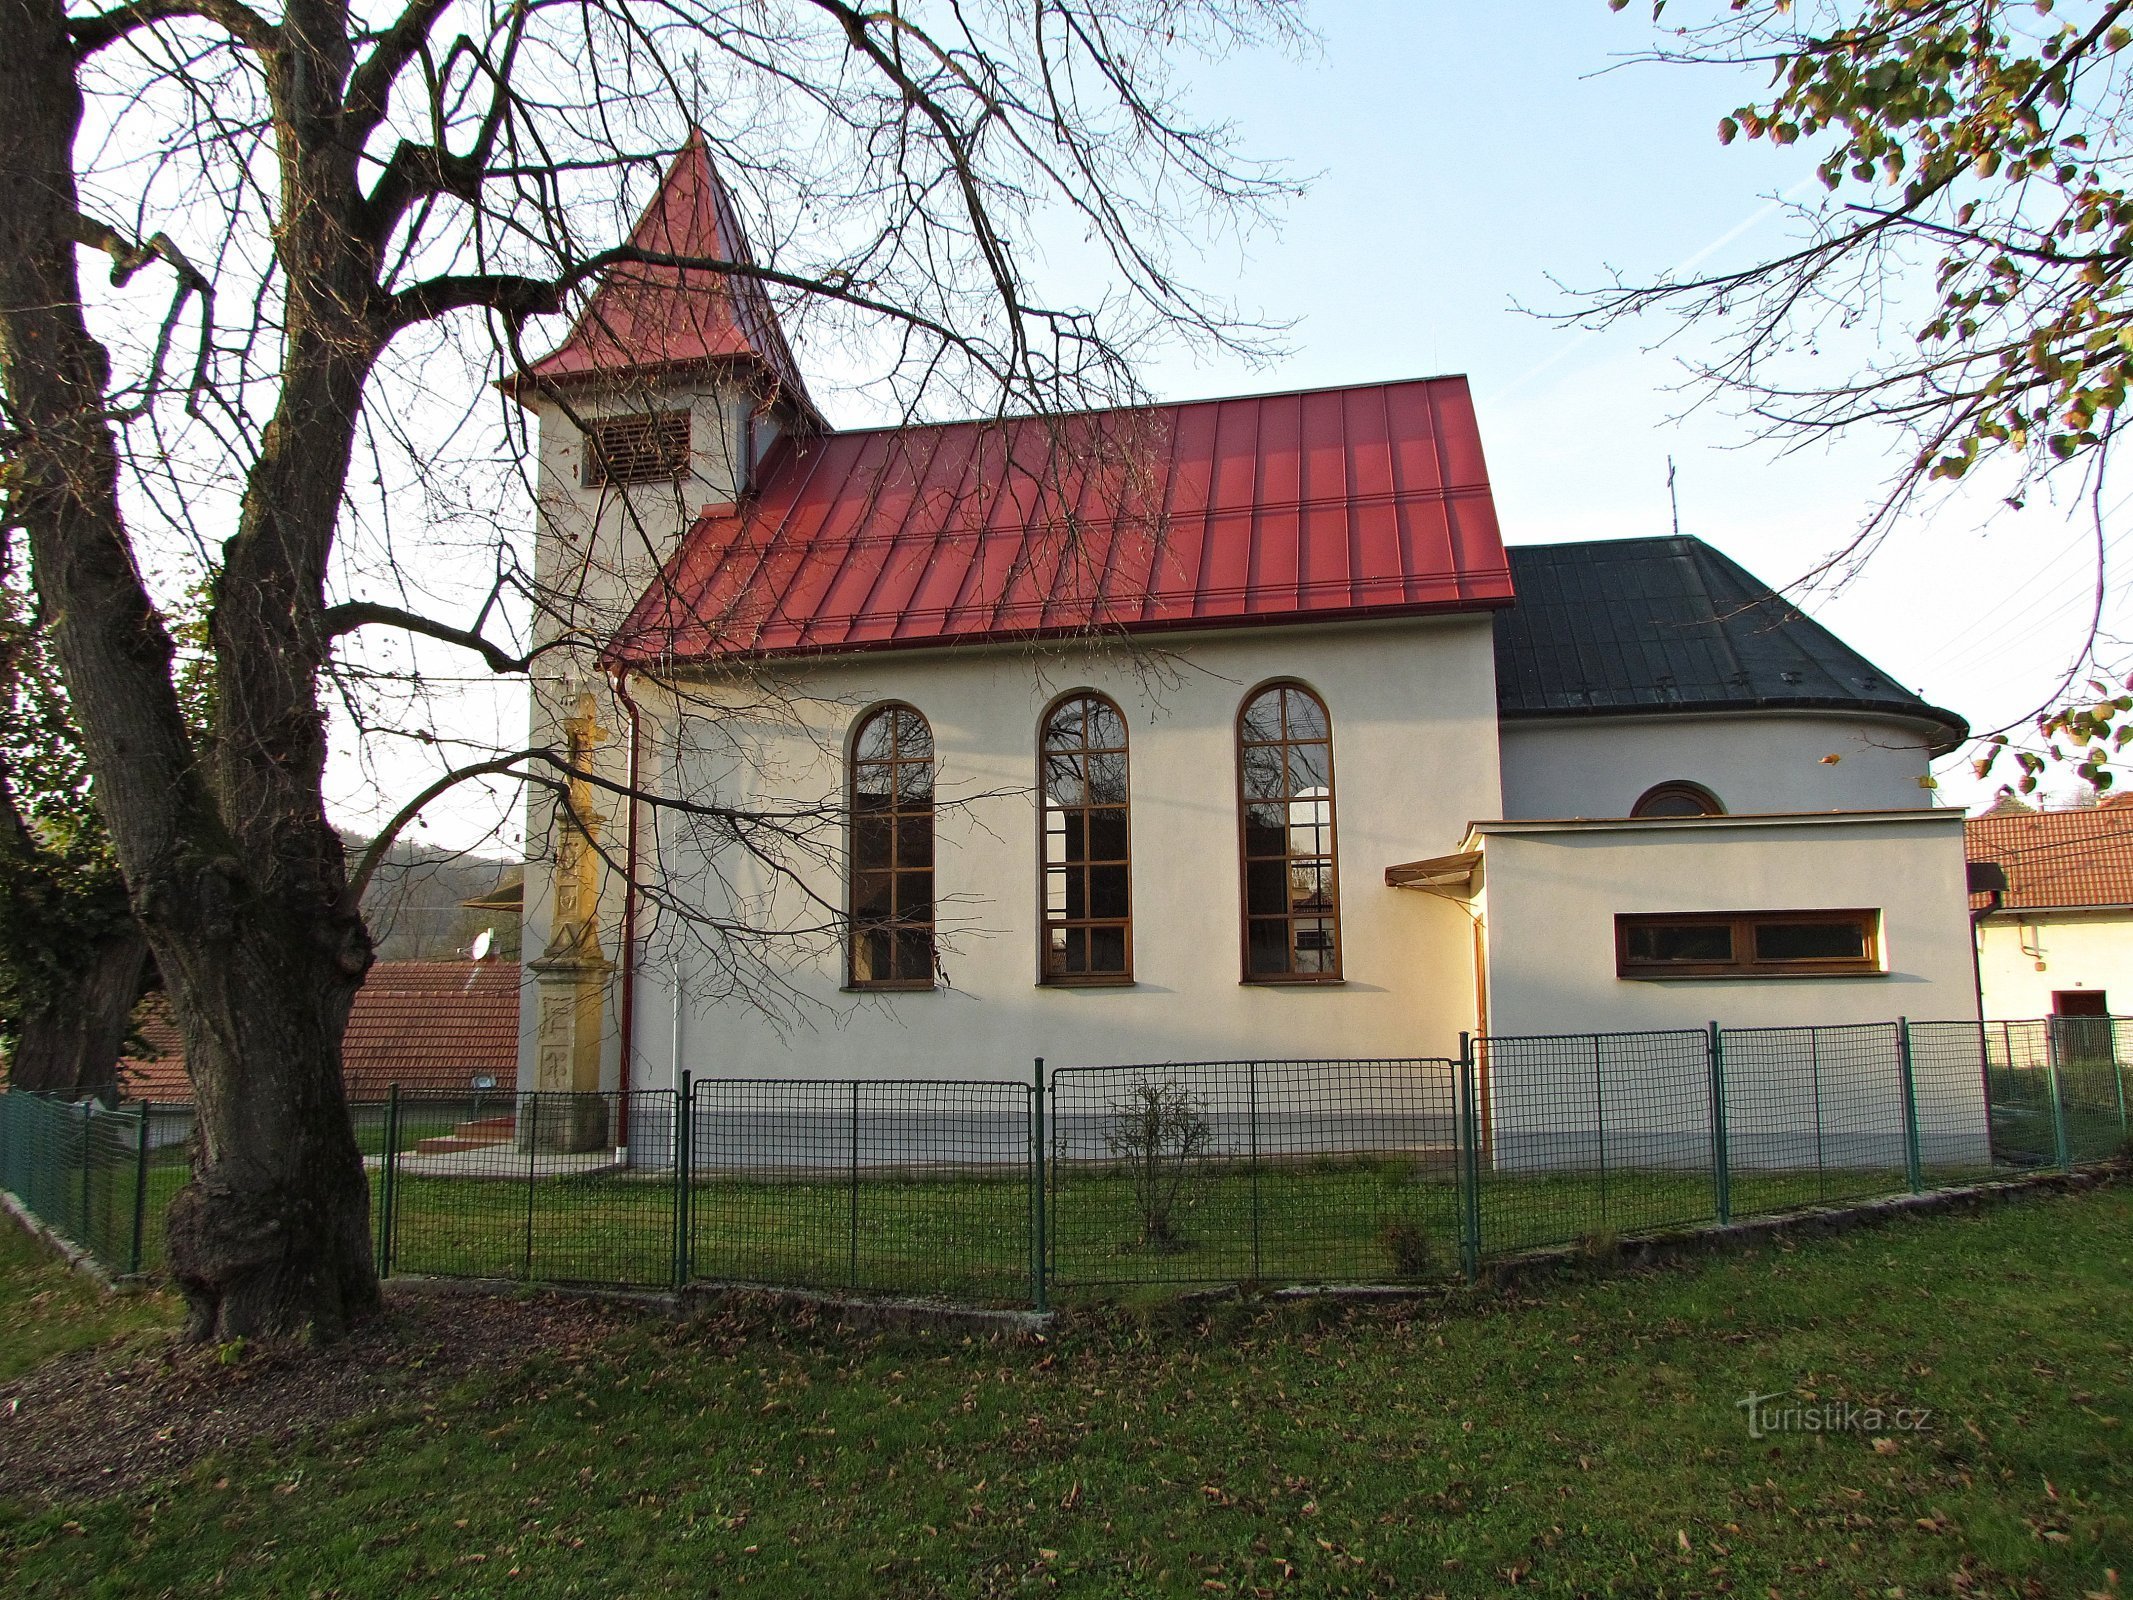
[1967,802,2133,912]
[607,375,1513,663]
[121,961,521,1103]
[509,134,820,425]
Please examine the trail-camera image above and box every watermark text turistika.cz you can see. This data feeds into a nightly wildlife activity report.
[1737,1391,1932,1440]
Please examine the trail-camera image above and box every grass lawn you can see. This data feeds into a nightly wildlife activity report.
[0,1223,176,1383]
[3,1183,2129,1597]
[360,1157,2002,1304]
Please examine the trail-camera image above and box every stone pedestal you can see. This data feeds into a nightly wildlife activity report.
[522,949,612,1153]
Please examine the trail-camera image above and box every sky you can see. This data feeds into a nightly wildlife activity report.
[1118,4,2127,813]
[330,2,2132,853]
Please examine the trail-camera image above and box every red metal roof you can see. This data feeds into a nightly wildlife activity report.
[1968,802,2133,912]
[607,375,1512,662]
[120,961,522,1103]
[510,135,819,424]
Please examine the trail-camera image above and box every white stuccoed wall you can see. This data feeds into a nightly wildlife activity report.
[1476,812,1980,1036]
[1475,812,1990,1172]
[1497,712,1943,820]
[1975,912,2133,1018]
[625,613,1503,1087]
[516,380,762,1095]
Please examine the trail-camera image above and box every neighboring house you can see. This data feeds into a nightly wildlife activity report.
[124,961,521,1102]
[505,139,1982,1148]
[1967,797,2133,1021]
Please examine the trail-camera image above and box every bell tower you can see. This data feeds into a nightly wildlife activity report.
[506,135,821,1138]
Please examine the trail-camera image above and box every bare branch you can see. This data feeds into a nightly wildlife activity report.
[69,0,276,56]
[323,599,543,675]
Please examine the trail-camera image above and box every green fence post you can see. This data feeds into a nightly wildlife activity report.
[1247,1061,1264,1282]
[129,1102,152,1274]
[2111,1021,2129,1141]
[1030,1059,1048,1314]
[1897,1020,1924,1193]
[380,1085,400,1278]
[673,1076,692,1291]
[848,1080,862,1291]
[79,1101,93,1244]
[1456,1034,1483,1280]
[1707,1021,1732,1227]
[2043,1050,2073,1171]
[524,1092,539,1280]
[1809,1029,1828,1203]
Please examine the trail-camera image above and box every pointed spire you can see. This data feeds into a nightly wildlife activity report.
[513,133,822,427]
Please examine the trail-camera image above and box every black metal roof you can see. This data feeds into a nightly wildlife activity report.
[1492,536,1968,752]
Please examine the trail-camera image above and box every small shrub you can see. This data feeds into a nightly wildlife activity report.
[1380,1219,1437,1279]
[1577,1227,1620,1263]
[1104,1074,1212,1251]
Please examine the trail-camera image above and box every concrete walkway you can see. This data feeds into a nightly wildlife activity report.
[363,1147,628,1180]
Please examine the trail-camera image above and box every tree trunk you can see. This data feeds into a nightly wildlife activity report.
[0,0,379,1340]
[6,927,153,1099]
[160,925,378,1342]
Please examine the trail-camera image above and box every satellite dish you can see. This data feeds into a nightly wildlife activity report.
[470,928,494,962]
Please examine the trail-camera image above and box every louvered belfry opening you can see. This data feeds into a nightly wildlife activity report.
[582,409,692,488]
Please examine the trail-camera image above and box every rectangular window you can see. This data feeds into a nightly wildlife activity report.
[1615,910,1880,979]
[582,410,691,487]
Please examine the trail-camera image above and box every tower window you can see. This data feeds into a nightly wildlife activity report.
[583,410,691,487]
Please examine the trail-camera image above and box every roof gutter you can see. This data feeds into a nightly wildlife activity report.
[1494,700,1971,757]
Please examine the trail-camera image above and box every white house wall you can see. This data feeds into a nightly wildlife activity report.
[1497,712,1939,820]
[1476,813,1989,1172]
[630,614,1502,1093]
[1477,814,1979,1035]
[1975,910,2133,1019]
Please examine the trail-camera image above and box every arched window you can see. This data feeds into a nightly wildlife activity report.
[1040,693,1131,982]
[849,704,935,987]
[1631,780,1725,819]
[1238,683,1341,981]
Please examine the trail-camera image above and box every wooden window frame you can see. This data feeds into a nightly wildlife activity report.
[846,703,937,991]
[582,409,691,488]
[1630,780,1726,819]
[1037,691,1134,986]
[1235,681,1344,984]
[1615,909,1882,980]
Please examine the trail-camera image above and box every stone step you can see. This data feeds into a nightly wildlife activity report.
[412,1114,517,1156]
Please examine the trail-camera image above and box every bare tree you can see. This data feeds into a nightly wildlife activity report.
[0,0,1302,1338]
[1590,2,2133,783]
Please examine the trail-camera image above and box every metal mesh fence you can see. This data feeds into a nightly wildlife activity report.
[1907,1022,2021,1182]
[2,1011,2127,1303]
[1045,1059,1463,1289]
[1474,1030,1716,1255]
[0,1094,149,1271]
[1976,1020,2132,1168]
[1722,1024,1908,1215]
[687,1077,1034,1304]
[377,1090,675,1290]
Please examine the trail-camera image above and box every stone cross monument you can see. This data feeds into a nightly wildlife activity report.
[524,692,613,1153]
